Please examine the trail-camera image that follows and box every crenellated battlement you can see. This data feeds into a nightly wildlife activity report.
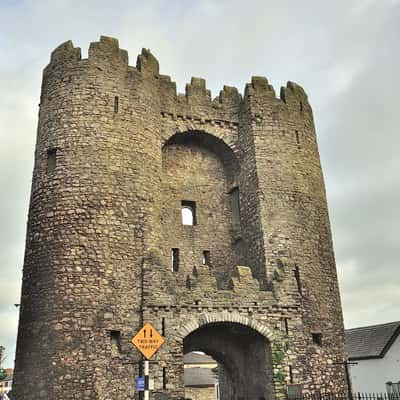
[280,81,311,113]
[245,76,276,98]
[230,265,261,293]
[185,77,211,103]
[216,85,242,106]
[141,254,298,311]
[44,36,312,119]
[49,40,82,63]
[88,36,129,66]
[137,47,159,76]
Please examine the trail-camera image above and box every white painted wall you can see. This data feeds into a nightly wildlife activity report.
[349,334,400,393]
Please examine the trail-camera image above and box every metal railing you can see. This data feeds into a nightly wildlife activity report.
[289,392,400,400]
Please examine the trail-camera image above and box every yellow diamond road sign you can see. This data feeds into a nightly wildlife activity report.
[131,322,165,359]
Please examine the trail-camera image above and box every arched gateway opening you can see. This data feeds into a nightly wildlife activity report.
[183,322,274,400]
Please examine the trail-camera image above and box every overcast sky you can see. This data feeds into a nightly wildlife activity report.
[1,0,399,368]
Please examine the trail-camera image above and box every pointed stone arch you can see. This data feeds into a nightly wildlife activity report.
[163,129,240,177]
[176,311,275,342]
[161,120,239,156]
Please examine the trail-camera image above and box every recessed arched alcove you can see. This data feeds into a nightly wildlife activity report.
[161,130,241,287]
[163,130,240,184]
[183,322,274,400]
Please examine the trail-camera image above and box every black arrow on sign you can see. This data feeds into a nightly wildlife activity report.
[143,329,147,338]
[150,329,153,338]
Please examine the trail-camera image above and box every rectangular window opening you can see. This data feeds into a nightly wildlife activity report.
[284,318,289,335]
[109,330,121,355]
[162,317,165,336]
[312,333,322,346]
[186,275,192,290]
[181,200,197,225]
[171,248,179,272]
[295,130,300,145]
[47,148,57,173]
[289,365,294,384]
[114,96,119,113]
[202,250,210,265]
[294,264,302,295]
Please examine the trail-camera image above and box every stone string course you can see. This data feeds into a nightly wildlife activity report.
[13,36,348,400]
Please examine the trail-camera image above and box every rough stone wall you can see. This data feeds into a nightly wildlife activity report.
[13,36,348,400]
[161,141,239,287]
[243,78,347,390]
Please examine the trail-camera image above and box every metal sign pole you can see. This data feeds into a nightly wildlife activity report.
[144,360,150,400]
[139,360,144,400]
[131,322,165,398]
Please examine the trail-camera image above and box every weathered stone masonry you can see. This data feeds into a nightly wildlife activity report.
[14,36,348,400]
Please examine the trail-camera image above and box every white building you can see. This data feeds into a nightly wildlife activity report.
[184,352,219,400]
[346,321,400,394]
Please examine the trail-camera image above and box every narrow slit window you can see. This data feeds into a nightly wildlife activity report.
[162,367,167,389]
[181,200,196,225]
[294,264,302,295]
[230,187,241,223]
[289,365,294,383]
[202,250,210,265]
[114,96,119,113]
[162,317,165,336]
[295,130,300,145]
[284,318,289,335]
[312,333,322,346]
[300,101,304,112]
[47,148,57,173]
[171,248,179,272]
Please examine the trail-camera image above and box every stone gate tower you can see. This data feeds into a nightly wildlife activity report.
[14,36,348,400]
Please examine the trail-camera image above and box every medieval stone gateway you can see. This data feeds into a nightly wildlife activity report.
[13,36,348,399]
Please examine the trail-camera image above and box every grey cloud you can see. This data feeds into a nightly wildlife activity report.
[321,3,400,324]
[1,0,399,366]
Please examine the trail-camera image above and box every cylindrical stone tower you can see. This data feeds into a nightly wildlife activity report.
[13,37,163,399]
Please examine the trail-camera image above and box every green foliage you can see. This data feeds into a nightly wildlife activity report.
[276,370,286,383]
[272,337,290,385]
[272,338,290,362]
[272,349,285,364]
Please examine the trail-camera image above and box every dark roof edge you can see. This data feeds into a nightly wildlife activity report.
[349,355,382,361]
[185,361,217,364]
[347,324,400,360]
[346,321,400,332]
[380,325,400,358]
[186,384,216,388]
